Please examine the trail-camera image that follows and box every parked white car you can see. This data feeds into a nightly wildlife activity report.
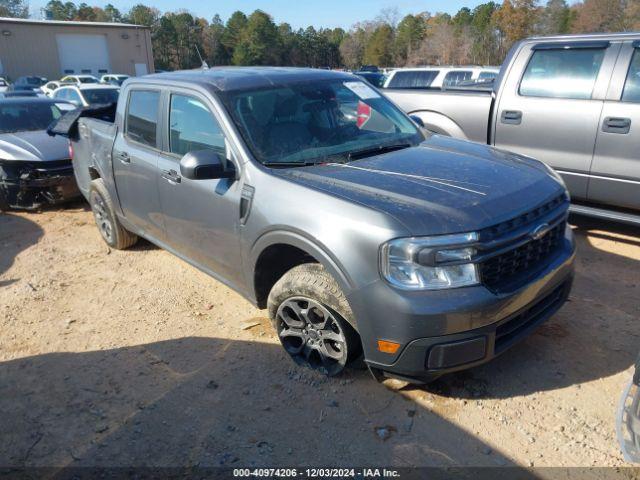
[41,80,74,97]
[100,74,130,86]
[52,84,119,107]
[0,78,9,93]
[384,66,500,89]
[60,74,101,86]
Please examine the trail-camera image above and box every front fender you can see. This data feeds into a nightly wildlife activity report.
[248,227,356,300]
[409,110,468,140]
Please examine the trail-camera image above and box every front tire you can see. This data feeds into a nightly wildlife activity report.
[267,263,361,376]
[89,179,138,250]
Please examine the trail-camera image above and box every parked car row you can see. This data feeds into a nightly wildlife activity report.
[349,65,500,90]
[0,98,80,210]
[51,83,120,108]
[0,74,123,208]
[0,73,128,98]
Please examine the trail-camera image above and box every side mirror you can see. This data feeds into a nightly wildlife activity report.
[179,149,235,180]
[409,115,425,128]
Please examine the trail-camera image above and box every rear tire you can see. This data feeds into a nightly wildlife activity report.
[89,179,138,249]
[267,263,361,376]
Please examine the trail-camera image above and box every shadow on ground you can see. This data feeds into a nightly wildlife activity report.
[0,337,522,469]
[409,216,640,399]
[0,213,44,287]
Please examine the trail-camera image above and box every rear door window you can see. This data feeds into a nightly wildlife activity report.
[622,48,640,103]
[387,70,439,88]
[519,47,606,99]
[443,70,473,87]
[126,90,160,148]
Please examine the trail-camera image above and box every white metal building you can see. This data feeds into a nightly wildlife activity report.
[0,17,154,81]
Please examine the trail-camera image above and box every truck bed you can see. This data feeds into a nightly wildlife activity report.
[48,104,118,200]
[383,88,493,143]
[72,117,117,199]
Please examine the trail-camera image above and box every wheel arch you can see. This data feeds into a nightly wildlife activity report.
[408,110,468,139]
[250,229,355,310]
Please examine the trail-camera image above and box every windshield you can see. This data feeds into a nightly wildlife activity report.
[82,88,119,105]
[79,77,99,84]
[220,79,423,166]
[0,102,61,133]
[24,77,46,86]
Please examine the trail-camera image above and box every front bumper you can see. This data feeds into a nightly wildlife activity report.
[0,160,81,210]
[347,227,576,383]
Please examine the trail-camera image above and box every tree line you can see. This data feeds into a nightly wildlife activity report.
[1,0,639,70]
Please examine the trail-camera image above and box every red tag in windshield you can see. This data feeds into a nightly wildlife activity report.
[356,101,371,129]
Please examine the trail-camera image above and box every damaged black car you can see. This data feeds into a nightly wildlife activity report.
[0,98,81,210]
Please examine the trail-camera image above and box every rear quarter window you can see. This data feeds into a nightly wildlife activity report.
[387,70,439,88]
[478,71,497,81]
[443,70,473,87]
[126,90,160,148]
[519,47,605,99]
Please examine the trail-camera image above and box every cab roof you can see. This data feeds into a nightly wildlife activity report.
[0,97,62,105]
[141,67,356,93]
[59,84,119,90]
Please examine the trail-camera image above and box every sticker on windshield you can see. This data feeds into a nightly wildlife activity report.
[344,81,380,100]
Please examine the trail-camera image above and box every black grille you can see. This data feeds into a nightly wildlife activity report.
[480,221,565,290]
[479,194,566,242]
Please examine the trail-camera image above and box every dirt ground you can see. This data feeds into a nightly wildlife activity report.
[1,202,639,470]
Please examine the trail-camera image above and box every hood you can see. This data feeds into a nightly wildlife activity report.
[273,135,566,235]
[0,130,70,162]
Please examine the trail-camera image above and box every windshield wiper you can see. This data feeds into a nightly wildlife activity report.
[347,143,412,161]
[262,161,320,168]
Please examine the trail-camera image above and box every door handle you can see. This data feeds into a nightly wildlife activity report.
[161,169,181,184]
[500,110,522,125]
[602,117,631,134]
[116,151,130,164]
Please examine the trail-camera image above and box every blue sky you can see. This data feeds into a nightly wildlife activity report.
[32,0,489,29]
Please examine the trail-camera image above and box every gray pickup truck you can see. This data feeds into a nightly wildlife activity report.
[54,67,575,383]
[385,33,640,225]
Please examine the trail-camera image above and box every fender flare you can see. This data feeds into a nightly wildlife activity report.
[409,110,468,140]
[249,228,356,297]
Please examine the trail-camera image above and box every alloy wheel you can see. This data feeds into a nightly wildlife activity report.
[91,192,114,244]
[276,296,349,376]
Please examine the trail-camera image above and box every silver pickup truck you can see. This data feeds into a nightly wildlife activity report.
[385,33,640,225]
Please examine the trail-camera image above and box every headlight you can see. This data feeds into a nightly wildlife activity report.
[380,232,480,290]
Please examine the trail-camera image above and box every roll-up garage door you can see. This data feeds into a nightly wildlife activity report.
[56,34,110,76]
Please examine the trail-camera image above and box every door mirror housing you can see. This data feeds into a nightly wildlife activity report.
[409,115,425,128]
[179,150,235,180]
